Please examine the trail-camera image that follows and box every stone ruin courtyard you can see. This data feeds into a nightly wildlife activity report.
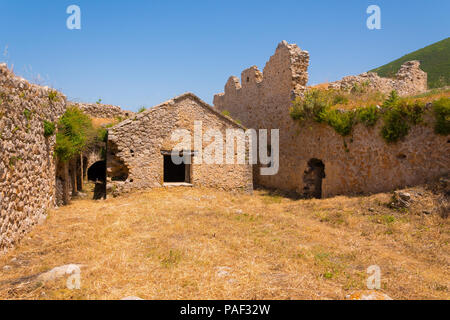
[0,40,449,300]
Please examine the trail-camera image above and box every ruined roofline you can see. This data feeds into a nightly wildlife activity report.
[214,40,310,97]
[109,92,247,131]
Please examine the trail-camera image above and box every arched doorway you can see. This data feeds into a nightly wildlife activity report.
[87,160,106,200]
[87,160,106,182]
[302,158,325,199]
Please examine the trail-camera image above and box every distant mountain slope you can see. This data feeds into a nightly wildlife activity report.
[370,37,450,89]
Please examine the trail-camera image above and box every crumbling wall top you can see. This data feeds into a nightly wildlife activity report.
[216,40,310,99]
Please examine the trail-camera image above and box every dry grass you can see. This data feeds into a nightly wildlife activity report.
[91,118,117,128]
[307,86,450,111]
[0,185,448,300]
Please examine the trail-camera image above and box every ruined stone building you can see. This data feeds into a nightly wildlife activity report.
[106,93,253,195]
[214,41,449,198]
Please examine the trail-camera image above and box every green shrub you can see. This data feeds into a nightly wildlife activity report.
[322,109,355,136]
[290,89,333,123]
[221,110,231,117]
[291,89,439,142]
[43,120,56,137]
[380,91,425,143]
[381,109,410,143]
[433,97,450,135]
[55,107,95,161]
[357,105,379,127]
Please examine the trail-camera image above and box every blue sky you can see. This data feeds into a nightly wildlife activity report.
[0,0,448,111]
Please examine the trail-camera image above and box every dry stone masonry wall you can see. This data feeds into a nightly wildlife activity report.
[214,41,448,197]
[75,102,134,119]
[0,64,67,252]
[214,40,310,132]
[327,61,427,96]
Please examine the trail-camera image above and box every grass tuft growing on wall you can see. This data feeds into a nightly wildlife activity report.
[48,90,59,102]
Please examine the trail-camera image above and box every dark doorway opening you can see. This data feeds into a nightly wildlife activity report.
[87,160,106,200]
[302,158,325,199]
[163,155,189,183]
[88,161,106,182]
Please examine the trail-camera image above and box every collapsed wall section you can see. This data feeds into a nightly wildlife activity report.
[327,61,428,96]
[0,64,66,252]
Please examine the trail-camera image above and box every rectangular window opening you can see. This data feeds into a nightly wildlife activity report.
[162,151,192,185]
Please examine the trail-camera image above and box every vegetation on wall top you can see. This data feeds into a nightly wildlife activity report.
[290,87,450,143]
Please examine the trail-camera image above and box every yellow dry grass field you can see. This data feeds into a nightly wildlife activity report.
[0,185,448,300]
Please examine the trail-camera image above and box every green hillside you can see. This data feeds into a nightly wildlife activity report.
[370,37,450,89]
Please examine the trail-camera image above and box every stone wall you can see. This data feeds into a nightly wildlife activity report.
[214,41,448,197]
[214,40,310,132]
[327,61,427,96]
[0,64,67,252]
[74,102,133,119]
[107,93,253,195]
